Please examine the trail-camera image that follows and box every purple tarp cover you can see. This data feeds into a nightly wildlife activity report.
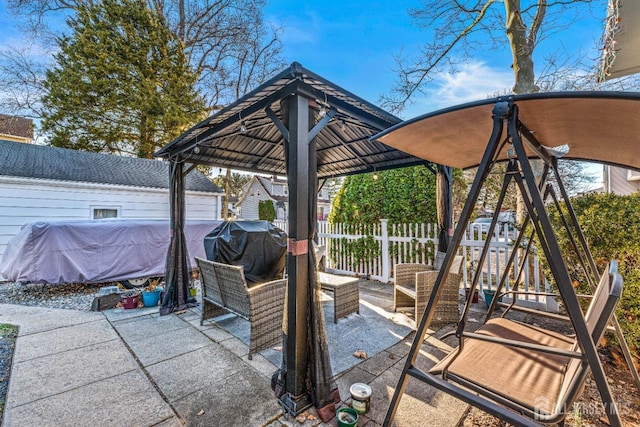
[0,219,221,284]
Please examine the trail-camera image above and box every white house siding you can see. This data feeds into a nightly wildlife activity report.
[604,165,640,195]
[237,180,271,220]
[0,176,219,259]
[237,178,332,221]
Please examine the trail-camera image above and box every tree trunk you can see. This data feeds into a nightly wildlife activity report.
[223,168,231,219]
[177,0,185,42]
[504,0,538,95]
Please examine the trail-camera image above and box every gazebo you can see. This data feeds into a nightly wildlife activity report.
[154,62,438,417]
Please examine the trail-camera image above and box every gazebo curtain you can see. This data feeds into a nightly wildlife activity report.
[160,158,198,315]
[305,137,338,420]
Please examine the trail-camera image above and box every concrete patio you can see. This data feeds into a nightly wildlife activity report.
[1,281,478,426]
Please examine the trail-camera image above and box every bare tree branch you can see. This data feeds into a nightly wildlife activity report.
[383,0,605,114]
[528,0,547,49]
[4,0,284,119]
[382,0,498,113]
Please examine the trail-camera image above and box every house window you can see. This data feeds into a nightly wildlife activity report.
[627,169,640,182]
[92,207,120,219]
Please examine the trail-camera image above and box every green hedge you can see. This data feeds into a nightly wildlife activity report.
[329,166,437,225]
[549,192,640,358]
[258,200,276,222]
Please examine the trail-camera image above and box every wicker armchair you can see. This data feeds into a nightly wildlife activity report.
[195,257,286,359]
[394,254,464,327]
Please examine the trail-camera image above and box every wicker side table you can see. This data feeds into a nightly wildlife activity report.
[318,272,360,323]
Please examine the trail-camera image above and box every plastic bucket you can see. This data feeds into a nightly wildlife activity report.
[121,294,139,309]
[142,290,161,307]
[336,407,359,427]
[350,383,372,414]
[465,288,479,303]
[483,289,503,308]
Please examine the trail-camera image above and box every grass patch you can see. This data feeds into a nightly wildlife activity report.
[0,323,18,420]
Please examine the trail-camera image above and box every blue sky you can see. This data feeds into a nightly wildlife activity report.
[264,0,609,119]
[262,1,609,187]
[0,0,609,184]
[0,0,609,120]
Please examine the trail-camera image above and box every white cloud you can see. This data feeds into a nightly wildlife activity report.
[267,9,325,47]
[403,61,514,118]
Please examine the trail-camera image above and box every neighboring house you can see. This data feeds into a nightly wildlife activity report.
[0,139,223,259]
[235,175,331,221]
[0,114,33,143]
[602,165,640,195]
[225,196,239,218]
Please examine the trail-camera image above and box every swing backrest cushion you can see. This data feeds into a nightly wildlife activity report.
[558,268,623,410]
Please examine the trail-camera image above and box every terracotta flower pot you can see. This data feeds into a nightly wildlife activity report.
[465,288,479,303]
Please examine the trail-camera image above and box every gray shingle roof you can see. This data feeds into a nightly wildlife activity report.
[0,140,221,193]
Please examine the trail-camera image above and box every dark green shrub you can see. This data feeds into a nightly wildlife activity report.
[329,166,438,225]
[549,192,640,358]
[258,200,276,222]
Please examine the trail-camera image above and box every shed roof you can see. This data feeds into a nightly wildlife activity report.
[374,91,640,171]
[0,114,33,140]
[154,62,428,178]
[0,139,221,193]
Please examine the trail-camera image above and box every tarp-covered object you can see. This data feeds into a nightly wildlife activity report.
[0,219,220,284]
[204,221,287,284]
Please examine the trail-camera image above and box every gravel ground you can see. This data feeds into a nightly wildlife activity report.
[0,281,109,311]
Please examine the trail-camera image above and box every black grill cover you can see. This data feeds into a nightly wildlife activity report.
[204,221,287,284]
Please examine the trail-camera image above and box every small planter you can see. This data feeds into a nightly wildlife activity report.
[142,289,161,307]
[121,291,140,309]
[350,383,372,414]
[465,287,479,303]
[483,289,503,309]
[337,407,359,427]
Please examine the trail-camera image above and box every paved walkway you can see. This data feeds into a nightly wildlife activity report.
[1,283,472,426]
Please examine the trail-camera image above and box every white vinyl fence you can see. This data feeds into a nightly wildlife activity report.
[274,219,557,312]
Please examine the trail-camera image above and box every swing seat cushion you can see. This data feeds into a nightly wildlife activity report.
[430,317,575,411]
[430,269,622,419]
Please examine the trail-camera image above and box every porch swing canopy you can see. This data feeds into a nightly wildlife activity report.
[373,91,640,171]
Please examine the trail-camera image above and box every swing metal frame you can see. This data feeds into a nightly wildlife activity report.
[383,100,630,427]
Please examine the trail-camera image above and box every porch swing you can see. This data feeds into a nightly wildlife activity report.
[374,94,640,427]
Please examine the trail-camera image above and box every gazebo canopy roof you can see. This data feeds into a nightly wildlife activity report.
[374,91,640,171]
[155,62,429,178]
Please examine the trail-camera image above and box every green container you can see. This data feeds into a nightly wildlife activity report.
[483,289,503,308]
[337,407,359,427]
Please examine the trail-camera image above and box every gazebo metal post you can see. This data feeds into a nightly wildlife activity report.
[280,93,313,413]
